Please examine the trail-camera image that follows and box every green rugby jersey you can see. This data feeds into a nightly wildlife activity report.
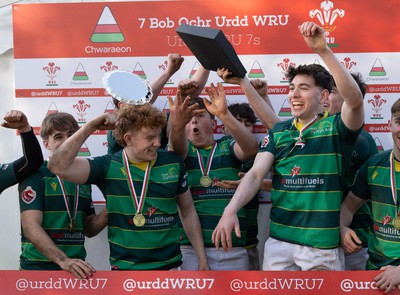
[343,129,378,246]
[182,136,248,247]
[351,150,400,269]
[0,162,17,194]
[18,161,93,270]
[87,149,188,270]
[260,114,360,249]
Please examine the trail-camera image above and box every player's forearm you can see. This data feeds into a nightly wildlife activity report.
[220,112,258,161]
[48,122,95,174]
[23,224,69,266]
[179,207,208,266]
[318,49,364,123]
[225,170,263,214]
[189,66,210,98]
[167,124,188,159]
[340,201,357,228]
[240,78,280,129]
[14,128,43,181]
[149,72,172,104]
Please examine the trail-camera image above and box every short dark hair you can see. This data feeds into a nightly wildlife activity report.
[188,97,215,119]
[286,64,333,92]
[228,103,257,124]
[40,112,79,140]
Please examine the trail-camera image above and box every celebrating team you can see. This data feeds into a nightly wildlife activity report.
[1,21,400,292]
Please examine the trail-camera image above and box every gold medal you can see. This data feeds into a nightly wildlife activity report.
[133,213,146,227]
[393,216,400,230]
[200,175,212,187]
[196,144,217,188]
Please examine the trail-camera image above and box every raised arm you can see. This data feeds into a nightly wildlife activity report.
[149,53,184,103]
[204,83,259,162]
[178,65,210,99]
[299,21,364,130]
[217,68,280,130]
[167,92,202,159]
[2,110,43,183]
[48,113,115,184]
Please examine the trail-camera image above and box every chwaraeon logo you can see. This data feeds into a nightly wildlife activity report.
[91,6,124,43]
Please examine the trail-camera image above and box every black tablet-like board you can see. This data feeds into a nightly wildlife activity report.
[176,24,247,78]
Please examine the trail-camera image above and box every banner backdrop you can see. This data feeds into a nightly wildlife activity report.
[1,270,400,295]
[12,0,400,203]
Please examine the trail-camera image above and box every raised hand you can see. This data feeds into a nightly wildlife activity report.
[2,110,31,133]
[166,53,184,76]
[298,21,328,53]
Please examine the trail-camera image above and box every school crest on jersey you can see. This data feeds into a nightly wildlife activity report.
[21,186,37,204]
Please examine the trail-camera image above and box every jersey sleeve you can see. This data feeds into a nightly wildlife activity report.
[350,160,371,201]
[259,128,275,154]
[18,169,45,212]
[0,163,18,194]
[86,154,111,185]
[336,113,362,146]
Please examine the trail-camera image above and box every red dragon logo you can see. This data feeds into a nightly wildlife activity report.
[21,186,36,204]
[290,165,301,177]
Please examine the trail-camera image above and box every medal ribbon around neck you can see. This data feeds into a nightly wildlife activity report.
[122,150,151,217]
[56,176,79,230]
[293,115,319,149]
[196,142,217,179]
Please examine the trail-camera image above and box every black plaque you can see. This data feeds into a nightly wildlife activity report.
[176,24,247,78]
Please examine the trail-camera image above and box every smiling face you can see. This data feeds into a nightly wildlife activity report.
[185,110,216,148]
[288,74,328,124]
[124,126,161,163]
